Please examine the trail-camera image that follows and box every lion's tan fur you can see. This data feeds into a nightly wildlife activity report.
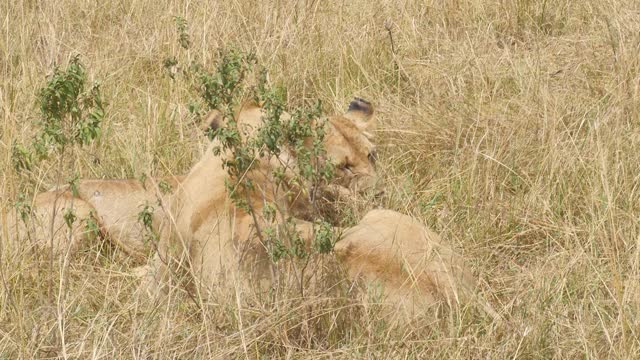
[5,176,183,259]
[334,209,477,316]
[5,191,96,255]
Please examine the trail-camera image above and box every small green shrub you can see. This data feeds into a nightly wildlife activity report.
[163,25,339,293]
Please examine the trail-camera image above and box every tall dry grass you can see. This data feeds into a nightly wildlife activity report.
[2,0,640,358]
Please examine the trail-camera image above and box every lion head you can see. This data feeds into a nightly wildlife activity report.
[324,97,378,194]
[202,97,378,199]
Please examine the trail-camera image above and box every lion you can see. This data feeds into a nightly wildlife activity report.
[142,97,378,295]
[3,123,208,260]
[15,175,184,259]
[3,173,186,261]
[4,98,378,267]
[334,209,478,318]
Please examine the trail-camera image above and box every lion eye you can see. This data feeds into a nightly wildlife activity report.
[368,149,378,165]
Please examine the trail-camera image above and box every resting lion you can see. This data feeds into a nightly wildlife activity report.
[335,209,479,317]
[143,97,378,295]
[3,98,378,264]
[3,114,221,259]
[5,175,184,260]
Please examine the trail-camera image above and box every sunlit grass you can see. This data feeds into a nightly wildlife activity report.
[2,0,640,357]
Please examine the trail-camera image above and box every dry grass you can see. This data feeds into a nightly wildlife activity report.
[2,0,640,358]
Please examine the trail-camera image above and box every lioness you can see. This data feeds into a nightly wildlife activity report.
[22,176,184,259]
[4,99,377,266]
[335,209,477,315]
[334,209,502,322]
[144,98,378,295]
[4,116,213,259]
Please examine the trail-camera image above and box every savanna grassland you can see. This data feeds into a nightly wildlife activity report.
[2,0,640,358]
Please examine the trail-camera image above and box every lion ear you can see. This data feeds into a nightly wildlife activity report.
[344,97,376,139]
[200,109,223,133]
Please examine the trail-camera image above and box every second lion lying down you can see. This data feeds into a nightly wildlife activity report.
[335,209,479,316]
